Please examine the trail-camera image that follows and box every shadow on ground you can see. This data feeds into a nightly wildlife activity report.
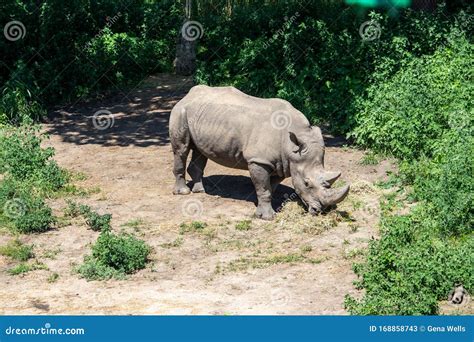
[44,74,193,147]
[202,174,296,210]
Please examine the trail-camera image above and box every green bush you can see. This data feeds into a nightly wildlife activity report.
[0,83,45,125]
[1,0,181,108]
[0,126,67,233]
[92,231,150,274]
[195,2,469,133]
[345,37,473,314]
[345,209,473,315]
[0,126,67,191]
[85,212,112,232]
[64,201,111,232]
[403,134,473,236]
[349,35,473,160]
[78,230,151,280]
[76,256,125,281]
[0,178,55,233]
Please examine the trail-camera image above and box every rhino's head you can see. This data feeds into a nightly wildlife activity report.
[286,127,350,214]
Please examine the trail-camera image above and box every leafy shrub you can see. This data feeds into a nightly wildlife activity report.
[0,178,54,233]
[345,209,474,315]
[344,24,473,314]
[82,29,171,92]
[85,212,112,232]
[0,126,66,233]
[1,0,181,107]
[0,126,67,191]
[64,201,111,232]
[0,83,45,125]
[350,35,473,160]
[76,256,125,281]
[12,202,54,234]
[0,239,34,261]
[402,134,473,236]
[64,200,91,218]
[195,2,469,133]
[78,230,151,280]
[92,232,150,273]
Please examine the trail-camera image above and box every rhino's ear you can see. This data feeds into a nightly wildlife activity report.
[289,132,307,154]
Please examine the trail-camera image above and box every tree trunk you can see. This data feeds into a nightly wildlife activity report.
[174,0,197,76]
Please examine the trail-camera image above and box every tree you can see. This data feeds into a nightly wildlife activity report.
[174,0,197,76]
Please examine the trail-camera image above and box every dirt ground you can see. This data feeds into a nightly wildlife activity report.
[0,74,397,315]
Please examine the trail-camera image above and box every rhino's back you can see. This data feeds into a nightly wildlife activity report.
[177,86,294,169]
[185,85,289,116]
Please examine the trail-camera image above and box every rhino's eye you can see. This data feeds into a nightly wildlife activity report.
[304,179,311,188]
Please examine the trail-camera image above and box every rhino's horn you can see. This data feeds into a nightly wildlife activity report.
[321,184,350,207]
[322,171,341,186]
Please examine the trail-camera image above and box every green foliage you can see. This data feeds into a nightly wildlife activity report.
[345,210,473,315]
[78,229,151,280]
[350,36,473,160]
[92,231,150,273]
[0,0,181,112]
[346,109,473,314]
[65,201,111,232]
[8,263,33,276]
[7,261,48,275]
[85,212,112,232]
[0,178,55,233]
[235,220,252,231]
[402,134,473,236]
[0,83,45,125]
[195,2,470,133]
[0,126,66,233]
[0,239,34,261]
[179,221,208,233]
[76,256,126,281]
[70,203,111,232]
[64,200,92,218]
[0,127,67,190]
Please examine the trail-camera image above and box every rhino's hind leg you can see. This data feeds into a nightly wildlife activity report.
[172,143,191,195]
[187,148,208,193]
[249,163,276,220]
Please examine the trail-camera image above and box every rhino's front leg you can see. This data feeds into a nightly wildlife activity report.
[248,163,275,220]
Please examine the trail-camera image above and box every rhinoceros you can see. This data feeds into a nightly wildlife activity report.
[169,85,350,220]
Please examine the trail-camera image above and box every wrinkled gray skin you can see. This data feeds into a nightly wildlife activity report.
[169,85,350,220]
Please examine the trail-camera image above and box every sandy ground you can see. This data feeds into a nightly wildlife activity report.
[0,74,398,315]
